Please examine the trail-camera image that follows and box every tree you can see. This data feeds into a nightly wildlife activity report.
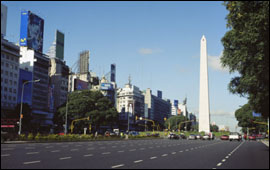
[235,104,268,134]
[221,1,269,118]
[210,124,219,132]
[55,90,119,134]
[164,115,188,131]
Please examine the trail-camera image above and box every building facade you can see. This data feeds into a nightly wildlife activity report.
[144,89,171,126]
[48,57,69,111]
[1,38,21,116]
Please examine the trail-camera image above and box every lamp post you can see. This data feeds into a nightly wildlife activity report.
[18,79,40,135]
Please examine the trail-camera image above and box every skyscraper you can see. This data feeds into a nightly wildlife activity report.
[199,35,210,133]
[79,50,89,74]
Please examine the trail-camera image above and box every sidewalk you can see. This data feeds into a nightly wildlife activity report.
[261,140,269,147]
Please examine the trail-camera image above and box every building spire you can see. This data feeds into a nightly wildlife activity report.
[128,75,132,86]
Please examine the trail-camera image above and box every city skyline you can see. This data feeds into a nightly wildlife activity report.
[2,1,248,131]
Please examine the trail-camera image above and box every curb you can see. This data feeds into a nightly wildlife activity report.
[261,140,269,147]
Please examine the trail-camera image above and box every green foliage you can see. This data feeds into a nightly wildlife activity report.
[235,104,268,133]
[210,125,219,132]
[19,134,26,141]
[221,1,269,118]
[55,90,119,134]
[27,133,34,141]
[164,115,189,131]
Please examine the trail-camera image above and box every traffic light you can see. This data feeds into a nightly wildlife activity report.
[21,114,23,119]
[136,116,138,120]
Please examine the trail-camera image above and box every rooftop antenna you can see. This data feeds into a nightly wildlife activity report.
[128,74,132,86]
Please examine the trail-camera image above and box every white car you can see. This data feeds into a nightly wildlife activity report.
[229,132,241,141]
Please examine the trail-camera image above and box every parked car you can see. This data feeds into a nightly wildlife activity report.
[248,134,256,141]
[129,131,140,136]
[202,135,210,140]
[229,132,241,141]
[188,134,197,140]
[179,133,187,139]
[196,134,202,140]
[168,133,179,139]
[220,135,229,140]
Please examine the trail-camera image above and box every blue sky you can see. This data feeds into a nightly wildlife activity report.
[2,1,248,132]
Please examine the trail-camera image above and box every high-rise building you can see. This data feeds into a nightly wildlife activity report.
[79,50,89,74]
[1,4,7,37]
[144,89,171,125]
[1,38,21,116]
[47,30,65,61]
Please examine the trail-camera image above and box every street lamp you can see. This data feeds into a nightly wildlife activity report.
[18,79,40,135]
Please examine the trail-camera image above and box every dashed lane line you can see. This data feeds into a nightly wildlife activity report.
[59,157,72,160]
[134,160,143,163]
[23,161,41,165]
[111,164,125,168]
[26,152,39,155]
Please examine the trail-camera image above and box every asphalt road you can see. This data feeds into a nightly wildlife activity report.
[1,139,269,169]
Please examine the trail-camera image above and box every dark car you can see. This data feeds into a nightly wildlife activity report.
[179,133,187,139]
[220,135,229,140]
[168,133,179,139]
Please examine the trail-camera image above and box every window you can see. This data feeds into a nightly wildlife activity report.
[10,72,13,77]
[14,74,17,78]
[8,96,11,100]
[13,89,16,94]
[6,55,9,60]
[6,63,9,67]
[14,81,17,86]
[5,71,8,76]
[15,66,18,70]
[9,80,12,85]
[13,97,16,101]
[9,88,12,93]
[11,56,14,61]
[4,87,7,92]
[5,79,8,84]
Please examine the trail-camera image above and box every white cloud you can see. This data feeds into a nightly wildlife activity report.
[208,52,229,73]
[211,110,235,117]
[138,48,163,55]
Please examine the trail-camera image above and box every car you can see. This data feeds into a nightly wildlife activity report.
[248,134,256,141]
[229,132,241,141]
[202,135,210,140]
[196,134,202,140]
[179,133,187,139]
[129,131,140,136]
[188,134,197,140]
[220,135,229,140]
[168,133,179,139]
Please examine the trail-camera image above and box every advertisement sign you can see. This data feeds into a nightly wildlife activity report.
[1,4,7,36]
[111,64,116,82]
[17,69,33,106]
[174,100,179,107]
[56,30,64,60]
[252,111,262,117]
[20,10,44,52]
[20,10,29,47]
[74,79,88,90]
[100,83,113,91]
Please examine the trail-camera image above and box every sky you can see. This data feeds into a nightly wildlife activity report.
[2,1,248,132]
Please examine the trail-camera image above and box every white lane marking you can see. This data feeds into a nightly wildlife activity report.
[111,164,125,168]
[87,148,95,150]
[139,148,145,150]
[118,150,125,153]
[51,150,60,153]
[26,152,39,155]
[1,154,10,157]
[60,157,71,160]
[23,161,41,165]
[112,146,117,148]
[70,149,79,151]
[185,149,189,151]
[150,156,157,160]
[102,152,111,155]
[179,151,183,153]
[171,152,176,155]
[162,154,168,157]
[129,149,136,152]
[2,148,14,151]
[46,146,54,148]
[217,163,222,166]
[222,159,226,162]
[134,160,143,163]
[84,154,93,157]
[226,156,229,159]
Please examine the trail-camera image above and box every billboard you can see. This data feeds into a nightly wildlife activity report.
[74,79,88,90]
[56,30,64,60]
[17,69,33,106]
[111,64,116,82]
[174,100,179,107]
[1,4,7,36]
[20,10,44,52]
[100,83,113,91]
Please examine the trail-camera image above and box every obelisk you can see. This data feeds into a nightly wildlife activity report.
[199,35,210,133]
